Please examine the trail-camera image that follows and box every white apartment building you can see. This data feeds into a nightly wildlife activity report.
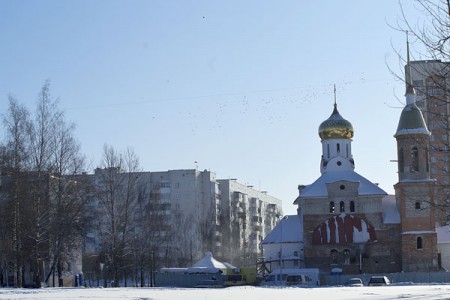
[83,168,282,269]
[410,60,450,224]
[218,179,283,266]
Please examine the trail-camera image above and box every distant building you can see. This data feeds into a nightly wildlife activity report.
[82,168,282,272]
[409,59,450,225]
[217,179,282,265]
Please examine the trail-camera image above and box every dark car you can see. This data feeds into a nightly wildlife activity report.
[368,276,390,286]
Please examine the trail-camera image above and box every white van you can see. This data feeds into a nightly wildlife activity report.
[286,274,312,286]
[262,269,315,286]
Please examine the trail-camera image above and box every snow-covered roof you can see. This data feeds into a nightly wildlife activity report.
[261,214,303,244]
[382,195,400,224]
[436,226,450,244]
[295,170,387,199]
[191,252,228,271]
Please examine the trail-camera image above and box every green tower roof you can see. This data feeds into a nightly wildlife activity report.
[395,103,430,137]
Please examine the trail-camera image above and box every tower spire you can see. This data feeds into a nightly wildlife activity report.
[405,31,416,100]
[333,84,337,107]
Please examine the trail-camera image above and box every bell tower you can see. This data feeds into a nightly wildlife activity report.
[394,36,438,272]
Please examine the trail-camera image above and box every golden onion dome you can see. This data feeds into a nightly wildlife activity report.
[318,104,354,140]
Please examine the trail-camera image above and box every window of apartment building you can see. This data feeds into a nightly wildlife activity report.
[161,182,171,188]
[340,201,345,213]
[330,249,338,264]
[417,237,423,250]
[350,201,355,212]
[329,201,335,213]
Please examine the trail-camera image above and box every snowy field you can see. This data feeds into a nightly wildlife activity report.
[2,285,450,300]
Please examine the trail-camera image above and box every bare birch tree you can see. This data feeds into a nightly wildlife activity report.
[95,145,141,287]
[1,96,32,287]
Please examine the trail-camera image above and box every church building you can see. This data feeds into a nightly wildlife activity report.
[262,41,440,275]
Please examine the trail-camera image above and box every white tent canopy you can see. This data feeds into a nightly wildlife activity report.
[188,252,235,274]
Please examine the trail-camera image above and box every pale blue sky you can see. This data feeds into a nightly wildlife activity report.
[0,1,426,215]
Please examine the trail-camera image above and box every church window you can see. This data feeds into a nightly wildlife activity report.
[415,201,421,209]
[350,201,355,212]
[411,147,419,172]
[294,251,299,257]
[343,249,350,264]
[398,148,404,173]
[337,143,340,153]
[327,144,330,158]
[329,202,335,213]
[330,249,338,264]
[426,149,429,172]
[346,144,349,157]
[417,237,423,249]
[340,201,345,212]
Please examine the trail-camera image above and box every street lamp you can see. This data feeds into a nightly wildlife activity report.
[99,263,105,288]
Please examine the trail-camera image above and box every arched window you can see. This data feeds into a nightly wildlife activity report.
[412,146,419,172]
[398,148,404,173]
[417,237,423,249]
[330,201,335,213]
[340,201,345,213]
[346,144,349,157]
[337,143,340,153]
[330,249,338,264]
[350,201,355,212]
[327,144,330,158]
[343,249,350,264]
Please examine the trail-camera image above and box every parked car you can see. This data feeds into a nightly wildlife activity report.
[368,276,390,286]
[345,277,364,287]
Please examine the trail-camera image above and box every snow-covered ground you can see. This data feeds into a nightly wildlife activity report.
[1,285,450,300]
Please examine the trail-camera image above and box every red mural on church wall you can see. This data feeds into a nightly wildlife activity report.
[312,214,376,245]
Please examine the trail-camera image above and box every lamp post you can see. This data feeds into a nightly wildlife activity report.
[99,263,104,288]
